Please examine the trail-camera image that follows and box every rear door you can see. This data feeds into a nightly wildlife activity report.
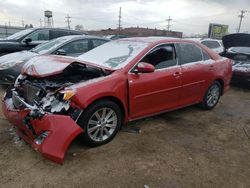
[128,44,182,119]
[176,42,214,105]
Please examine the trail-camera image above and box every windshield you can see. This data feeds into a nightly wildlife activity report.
[229,47,250,55]
[77,40,149,69]
[6,28,35,40]
[31,38,68,54]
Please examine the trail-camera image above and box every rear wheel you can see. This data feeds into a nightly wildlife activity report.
[78,100,122,146]
[201,81,221,110]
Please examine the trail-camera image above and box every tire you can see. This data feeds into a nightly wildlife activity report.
[200,81,221,110]
[78,100,122,146]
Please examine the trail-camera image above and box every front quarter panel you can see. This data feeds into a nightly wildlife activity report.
[71,71,129,120]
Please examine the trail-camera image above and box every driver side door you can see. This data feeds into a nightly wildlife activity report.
[128,44,182,119]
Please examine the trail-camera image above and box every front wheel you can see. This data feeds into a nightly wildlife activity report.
[78,100,122,146]
[200,81,221,110]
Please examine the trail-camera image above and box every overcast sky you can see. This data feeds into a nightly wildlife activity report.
[0,0,249,35]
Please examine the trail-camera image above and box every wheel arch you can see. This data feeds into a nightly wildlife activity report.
[214,78,224,95]
[83,96,128,125]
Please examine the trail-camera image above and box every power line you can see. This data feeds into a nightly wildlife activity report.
[238,10,247,33]
[166,16,172,31]
[65,14,71,30]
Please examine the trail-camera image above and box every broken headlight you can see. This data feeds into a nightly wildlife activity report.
[59,89,76,101]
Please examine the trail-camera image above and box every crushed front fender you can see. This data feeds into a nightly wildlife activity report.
[2,91,83,164]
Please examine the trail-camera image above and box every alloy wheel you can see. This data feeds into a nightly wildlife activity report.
[87,107,117,142]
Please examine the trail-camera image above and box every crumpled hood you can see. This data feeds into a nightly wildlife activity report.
[22,55,112,77]
[0,50,36,64]
[222,33,250,50]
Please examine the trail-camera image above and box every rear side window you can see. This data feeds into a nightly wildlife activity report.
[50,30,69,39]
[201,40,220,49]
[92,39,108,48]
[60,40,89,55]
[50,30,81,39]
[140,44,177,69]
[69,31,82,35]
[177,43,203,64]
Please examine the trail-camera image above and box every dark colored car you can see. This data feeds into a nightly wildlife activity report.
[106,35,127,40]
[0,35,109,84]
[220,33,250,87]
[2,37,232,163]
[0,28,86,56]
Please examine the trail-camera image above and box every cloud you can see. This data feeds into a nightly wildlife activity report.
[0,0,249,34]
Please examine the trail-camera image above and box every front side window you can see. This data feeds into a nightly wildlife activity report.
[177,43,203,64]
[27,29,49,41]
[140,44,177,69]
[60,40,89,55]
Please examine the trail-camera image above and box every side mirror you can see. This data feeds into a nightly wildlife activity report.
[23,37,32,44]
[56,49,67,55]
[134,62,155,73]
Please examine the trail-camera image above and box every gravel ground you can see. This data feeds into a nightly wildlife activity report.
[0,86,249,188]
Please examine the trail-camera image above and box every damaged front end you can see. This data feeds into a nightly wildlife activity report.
[2,61,108,164]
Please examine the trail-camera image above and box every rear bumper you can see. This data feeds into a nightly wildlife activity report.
[2,89,83,164]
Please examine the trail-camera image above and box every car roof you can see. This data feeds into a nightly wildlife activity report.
[117,37,191,45]
[32,27,87,34]
[56,35,110,41]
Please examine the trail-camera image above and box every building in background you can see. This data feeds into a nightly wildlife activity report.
[88,27,183,38]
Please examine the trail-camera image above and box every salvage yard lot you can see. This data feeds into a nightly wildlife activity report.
[0,86,250,188]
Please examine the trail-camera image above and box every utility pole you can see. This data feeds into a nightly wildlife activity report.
[238,10,247,33]
[166,16,172,31]
[22,20,24,27]
[65,14,71,30]
[39,19,43,27]
[118,7,122,34]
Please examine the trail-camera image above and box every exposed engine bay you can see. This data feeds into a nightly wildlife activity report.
[12,62,109,123]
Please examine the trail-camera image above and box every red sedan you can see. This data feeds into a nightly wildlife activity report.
[2,37,232,164]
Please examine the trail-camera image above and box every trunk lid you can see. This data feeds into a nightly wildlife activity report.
[222,33,250,50]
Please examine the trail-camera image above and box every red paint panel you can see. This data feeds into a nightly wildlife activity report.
[2,99,83,164]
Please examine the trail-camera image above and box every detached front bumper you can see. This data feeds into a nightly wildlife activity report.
[2,88,83,164]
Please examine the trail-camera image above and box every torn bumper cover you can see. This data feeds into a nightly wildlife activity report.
[2,88,83,164]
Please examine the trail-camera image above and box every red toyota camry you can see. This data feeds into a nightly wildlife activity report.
[2,37,232,163]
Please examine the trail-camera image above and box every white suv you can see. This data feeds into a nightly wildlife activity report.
[200,39,224,54]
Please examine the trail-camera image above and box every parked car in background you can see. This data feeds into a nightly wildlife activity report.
[3,37,232,163]
[188,38,224,54]
[0,35,109,84]
[0,28,86,56]
[220,33,250,87]
[105,35,127,40]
